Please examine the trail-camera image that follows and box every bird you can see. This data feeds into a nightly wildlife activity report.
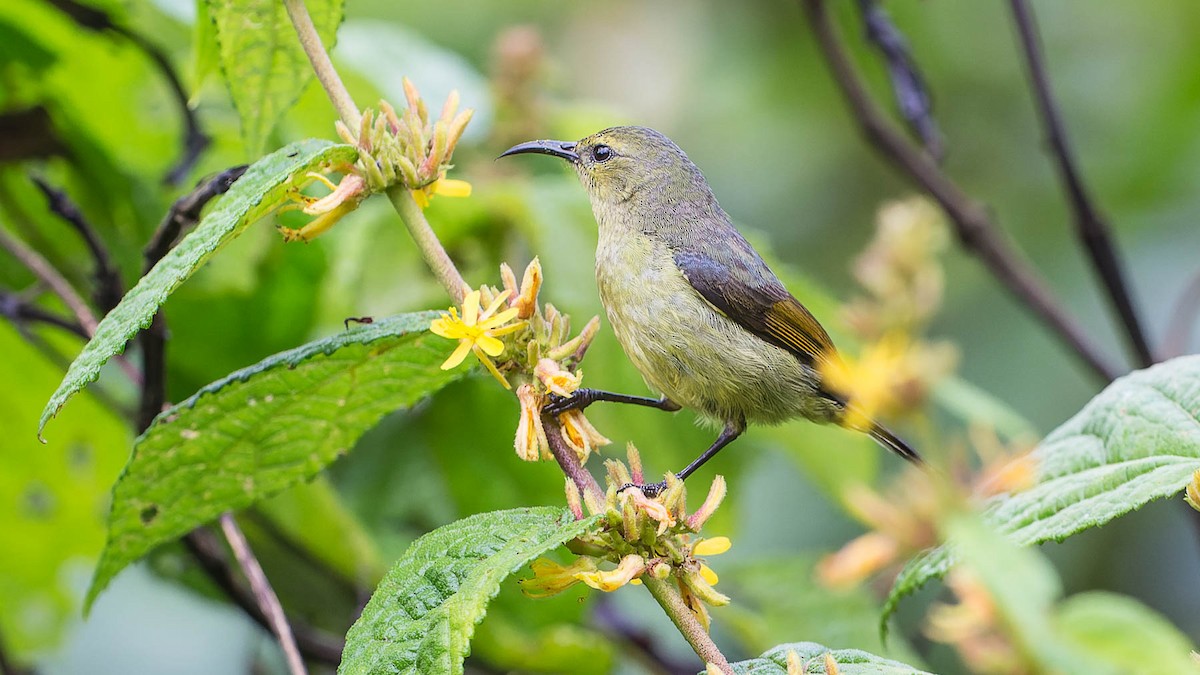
[500,126,920,493]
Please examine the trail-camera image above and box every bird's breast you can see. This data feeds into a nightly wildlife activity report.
[593,221,823,425]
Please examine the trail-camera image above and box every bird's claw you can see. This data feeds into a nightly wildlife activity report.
[542,392,581,416]
[616,480,668,498]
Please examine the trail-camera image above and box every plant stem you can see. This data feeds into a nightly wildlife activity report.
[543,415,605,508]
[801,0,1121,382]
[282,0,360,130]
[387,186,467,304]
[219,513,307,675]
[643,578,732,674]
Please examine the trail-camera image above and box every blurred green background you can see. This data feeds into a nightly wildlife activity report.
[2,0,1199,672]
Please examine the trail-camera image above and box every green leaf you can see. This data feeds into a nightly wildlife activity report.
[726,642,932,674]
[338,507,601,675]
[38,139,356,437]
[1055,591,1199,675]
[86,312,459,609]
[884,356,1200,628]
[0,326,129,656]
[207,0,345,155]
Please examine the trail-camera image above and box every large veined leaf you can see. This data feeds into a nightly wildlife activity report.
[206,0,345,155]
[86,312,459,609]
[883,356,1200,629]
[726,642,932,675]
[339,508,601,675]
[38,139,357,438]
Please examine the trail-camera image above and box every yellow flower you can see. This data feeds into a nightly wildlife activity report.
[519,557,598,598]
[692,536,730,588]
[819,332,955,431]
[430,289,524,388]
[535,358,581,397]
[514,384,550,462]
[280,172,368,243]
[558,409,610,463]
[574,554,645,592]
[411,175,472,208]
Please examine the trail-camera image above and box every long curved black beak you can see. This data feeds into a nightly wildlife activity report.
[498,139,579,162]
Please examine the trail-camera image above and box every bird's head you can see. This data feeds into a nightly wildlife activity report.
[499,126,707,207]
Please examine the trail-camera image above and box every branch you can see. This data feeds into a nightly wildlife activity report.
[219,513,306,675]
[183,529,344,665]
[856,0,942,160]
[281,0,360,130]
[387,187,468,304]
[642,578,731,674]
[138,166,247,430]
[800,0,1121,382]
[43,0,211,184]
[30,176,124,313]
[0,286,88,339]
[543,415,605,508]
[1008,0,1152,367]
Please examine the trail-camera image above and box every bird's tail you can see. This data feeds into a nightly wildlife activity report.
[867,422,923,465]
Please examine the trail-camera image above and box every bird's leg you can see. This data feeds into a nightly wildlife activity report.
[622,417,746,498]
[543,388,681,416]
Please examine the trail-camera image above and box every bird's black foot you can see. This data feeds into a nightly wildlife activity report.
[617,480,669,498]
[543,390,595,416]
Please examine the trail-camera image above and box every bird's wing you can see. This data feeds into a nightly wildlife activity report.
[673,246,837,366]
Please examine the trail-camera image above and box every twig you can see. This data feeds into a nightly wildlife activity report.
[0,287,88,339]
[642,578,732,674]
[183,530,344,665]
[1008,0,1152,368]
[543,415,605,508]
[1162,267,1200,358]
[281,0,360,130]
[42,0,210,185]
[0,223,98,336]
[144,166,249,267]
[856,0,942,160]
[219,513,307,675]
[137,166,247,430]
[30,176,124,313]
[800,0,1120,382]
[387,187,468,304]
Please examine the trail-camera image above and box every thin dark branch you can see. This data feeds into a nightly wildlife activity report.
[136,166,247,430]
[42,0,211,185]
[144,166,249,270]
[219,514,307,675]
[0,286,88,339]
[1008,0,1153,368]
[856,0,942,160]
[30,176,124,313]
[183,530,344,665]
[800,0,1120,382]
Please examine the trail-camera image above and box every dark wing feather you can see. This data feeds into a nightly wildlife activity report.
[673,245,837,366]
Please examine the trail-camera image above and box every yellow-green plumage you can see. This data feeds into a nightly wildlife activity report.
[500,125,920,487]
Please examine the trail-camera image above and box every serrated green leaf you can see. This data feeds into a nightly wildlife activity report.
[86,312,459,609]
[38,139,356,437]
[883,356,1200,630]
[207,0,345,155]
[338,508,601,675]
[726,642,932,675]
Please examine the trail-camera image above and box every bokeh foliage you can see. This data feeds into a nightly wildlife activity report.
[3,0,1200,673]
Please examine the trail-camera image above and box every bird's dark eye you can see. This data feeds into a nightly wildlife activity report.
[592,145,613,162]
